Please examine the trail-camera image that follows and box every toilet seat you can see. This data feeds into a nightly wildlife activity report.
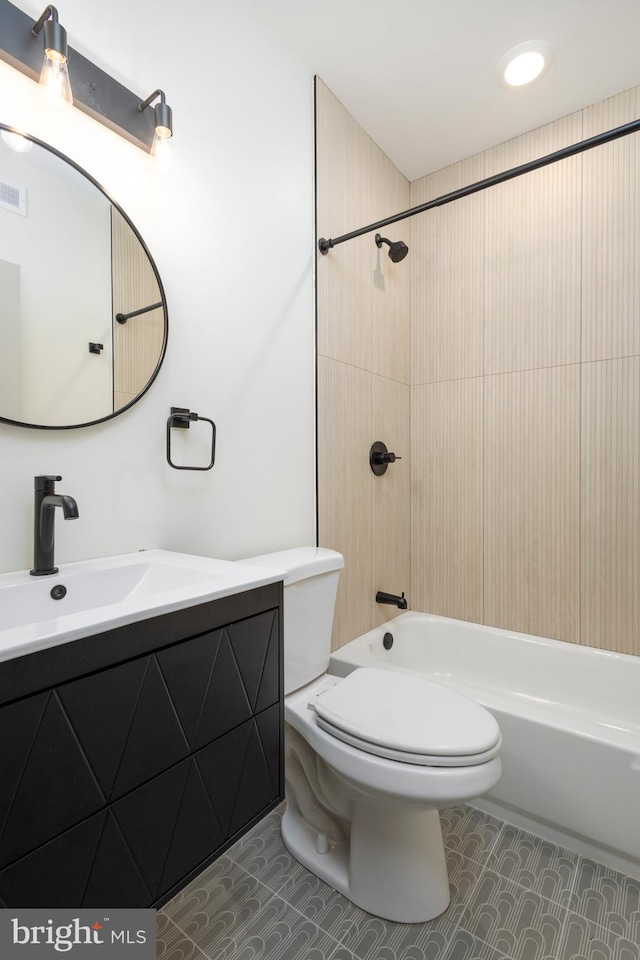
[312,668,501,767]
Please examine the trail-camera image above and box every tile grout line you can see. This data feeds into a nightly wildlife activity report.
[161,855,279,943]
[226,846,358,956]
[158,914,212,960]
[449,827,639,956]
[448,815,585,914]
[452,815,569,960]
[442,817,572,960]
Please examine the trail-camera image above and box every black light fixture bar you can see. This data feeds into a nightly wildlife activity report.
[115,301,163,324]
[318,116,640,254]
[0,0,156,151]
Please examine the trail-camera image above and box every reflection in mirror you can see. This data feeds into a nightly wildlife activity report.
[0,125,167,429]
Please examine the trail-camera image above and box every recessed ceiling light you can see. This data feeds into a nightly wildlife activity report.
[498,40,553,88]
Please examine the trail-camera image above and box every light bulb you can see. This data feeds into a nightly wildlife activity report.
[151,130,173,172]
[40,51,73,106]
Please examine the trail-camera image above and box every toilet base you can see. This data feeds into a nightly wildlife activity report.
[281,799,451,923]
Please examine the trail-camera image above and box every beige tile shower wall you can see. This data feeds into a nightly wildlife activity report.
[411,378,483,622]
[316,80,372,371]
[318,357,372,648]
[582,88,640,363]
[411,85,640,656]
[411,156,485,385]
[316,79,411,649]
[484,366,580,642]
[484,116,582,376]
[111,207,164,410]
[582,358,640,656]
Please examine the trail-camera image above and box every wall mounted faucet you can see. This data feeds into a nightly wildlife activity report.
[30,475,79,576]
[376,591,408,610]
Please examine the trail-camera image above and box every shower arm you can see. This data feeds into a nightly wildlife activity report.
[318,116,640,255]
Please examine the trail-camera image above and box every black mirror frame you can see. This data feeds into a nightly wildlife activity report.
[0,122,168,430]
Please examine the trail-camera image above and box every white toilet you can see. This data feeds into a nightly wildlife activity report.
[245,547,501,924]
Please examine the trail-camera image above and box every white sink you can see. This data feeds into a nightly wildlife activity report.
[0,550,285,663]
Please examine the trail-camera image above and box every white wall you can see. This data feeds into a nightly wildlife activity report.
[0,0,316,574]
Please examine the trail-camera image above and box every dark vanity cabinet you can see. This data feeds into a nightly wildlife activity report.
[0,582,283,909]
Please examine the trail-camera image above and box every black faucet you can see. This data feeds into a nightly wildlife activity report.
[30,475,79,576]
[375,590,408,610]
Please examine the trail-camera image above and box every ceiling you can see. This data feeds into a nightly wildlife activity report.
[253,0,640,181]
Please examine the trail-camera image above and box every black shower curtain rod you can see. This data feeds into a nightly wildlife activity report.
[115,301,163,324]
[318,116,640,255]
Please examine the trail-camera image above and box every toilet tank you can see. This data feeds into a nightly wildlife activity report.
[243,547,344,694]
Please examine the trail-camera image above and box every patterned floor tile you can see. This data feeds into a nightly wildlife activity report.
[458,868,567,960]
[327,949,360,960]
[227,809,284,865]
[486,823,578,907]
[162,854,240,916]
[446,848,490,923]
[274,859,364,940]
[159,803,640,960]
[229,816,303,892]
[199,898,344,960]
[339,909,459,960]
[440,927,512,960]
[571,860,640,943]
[156,912,209,960]
[162,856,275,953]
[559,911,640,960]
[441,805,503,864]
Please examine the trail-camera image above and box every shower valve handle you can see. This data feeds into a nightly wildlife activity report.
[373,450,401,465]
[370,441,401,476]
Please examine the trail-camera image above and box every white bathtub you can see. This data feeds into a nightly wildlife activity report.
[329,612,640,878]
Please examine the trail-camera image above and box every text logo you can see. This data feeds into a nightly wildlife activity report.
[0,909,156,958]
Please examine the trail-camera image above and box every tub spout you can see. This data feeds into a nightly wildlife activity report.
[376,590,408,610]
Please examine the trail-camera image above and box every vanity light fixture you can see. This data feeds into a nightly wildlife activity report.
[0,0,170,155]
[498,40,553,88]
[139,89,173,169]
[31,5,72,105]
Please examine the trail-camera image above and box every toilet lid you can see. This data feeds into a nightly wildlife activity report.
[312,668,500,764]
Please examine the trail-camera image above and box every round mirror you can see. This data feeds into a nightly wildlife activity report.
[0,124,167,429]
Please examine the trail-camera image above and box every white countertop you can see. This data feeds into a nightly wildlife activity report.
[0,549,285,663]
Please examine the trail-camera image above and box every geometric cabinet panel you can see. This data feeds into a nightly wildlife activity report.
[0,691,104,868]
[0,692,48,841]
[196,709,279,842]
[158,611,279,751]
[112,758,224,902]
[192,630,252,749]
[155,629,224,746]
[59,654,190,801]
[228,610,279,713]
[0,596,282,909]
[57,657,148,797]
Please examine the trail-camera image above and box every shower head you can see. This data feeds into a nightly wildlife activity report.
[375,233,409,263]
